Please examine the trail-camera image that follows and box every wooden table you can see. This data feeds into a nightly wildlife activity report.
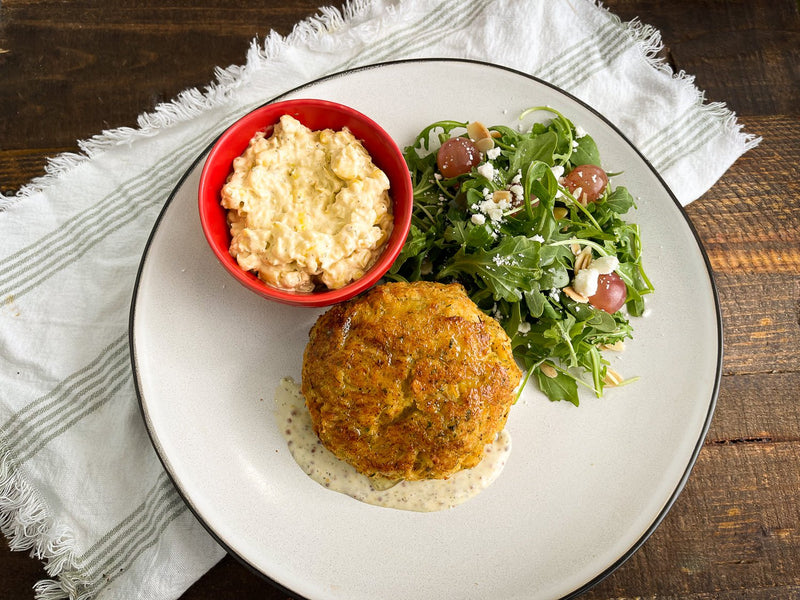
[1,1,798,598]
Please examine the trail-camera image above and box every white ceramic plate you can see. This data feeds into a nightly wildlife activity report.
[130,60,720,600]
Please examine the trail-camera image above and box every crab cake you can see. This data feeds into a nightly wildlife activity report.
[301,280,522,481]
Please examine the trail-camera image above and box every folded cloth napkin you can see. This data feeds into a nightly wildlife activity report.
[0,0,758,598]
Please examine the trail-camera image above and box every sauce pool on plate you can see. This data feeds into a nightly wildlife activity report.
[275,377,511,512]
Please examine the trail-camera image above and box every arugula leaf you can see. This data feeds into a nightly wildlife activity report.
[605,186,636,214]
[389,225,428,274]
[510,132,558,174]
[438,236,541,302]
[535,365,580,406]
[571,134,601,167]
[523,288,547,319]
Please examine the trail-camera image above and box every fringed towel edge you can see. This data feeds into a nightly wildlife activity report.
[0,445,78,599]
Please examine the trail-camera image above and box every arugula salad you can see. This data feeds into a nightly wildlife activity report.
[386,107,654,406]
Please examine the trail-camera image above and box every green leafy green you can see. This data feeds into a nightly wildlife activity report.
[571,134,601,167]
[389,108,654,405]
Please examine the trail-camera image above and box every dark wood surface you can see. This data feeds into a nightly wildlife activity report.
[1,1,798,598]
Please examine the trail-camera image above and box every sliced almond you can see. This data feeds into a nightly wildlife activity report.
[600,340,626,352]
[490,130,502,138]
[603,368,624,386]
[467,121,491,141]
[540,362,558,378]
[492,190,512,204]
[574,247,593,272]
[474,136,495,152]
[562,286,589,303]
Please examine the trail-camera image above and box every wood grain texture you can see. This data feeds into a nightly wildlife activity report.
[1,1,799,599]
[688,115,800,378]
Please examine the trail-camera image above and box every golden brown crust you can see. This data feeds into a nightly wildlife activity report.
[301,280,522,481]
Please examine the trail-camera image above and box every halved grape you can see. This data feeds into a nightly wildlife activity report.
[437,137,481,178]
[563,164,608,203]
[588,272,627,313]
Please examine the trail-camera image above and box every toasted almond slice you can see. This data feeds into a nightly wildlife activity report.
[540,362,558,378]
[490,130,502,138]
[574,247,593,272]
[562,286,589,303]
[492,190,512,204]
[600,340,626,352]
[604,368,624,386]
[570,240,582,255]
[474,136,495,152]
[467,121,492,141]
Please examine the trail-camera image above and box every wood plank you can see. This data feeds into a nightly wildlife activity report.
[712,272,800,375]
[683,115,800,376]
[710,372,800,444]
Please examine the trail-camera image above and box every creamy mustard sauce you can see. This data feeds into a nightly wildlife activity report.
[221,115,393,292]
[275,377,511,512]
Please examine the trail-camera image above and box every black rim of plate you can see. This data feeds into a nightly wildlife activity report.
[129,58,723,600]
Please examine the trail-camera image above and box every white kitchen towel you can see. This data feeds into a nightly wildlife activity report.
[0,0,758,599]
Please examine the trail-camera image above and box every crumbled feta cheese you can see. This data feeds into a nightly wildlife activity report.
[590,255,619,275]
[486,147,501,160]
[477,196,510,223]
[575,125,587,139]
[549,288,561,301]
[550,165,565,179]
[511,170,522,184]
[530,234,544,243]
[470,213,486,225]
[573,267,599,297]
[509,183,524,205]
[517,321,531,334]
[492,254,516,267]
[434,172,442,181]
[477,162,495,180]
[571,139,579,148]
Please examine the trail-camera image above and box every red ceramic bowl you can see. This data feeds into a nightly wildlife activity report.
[198,99,413,307]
